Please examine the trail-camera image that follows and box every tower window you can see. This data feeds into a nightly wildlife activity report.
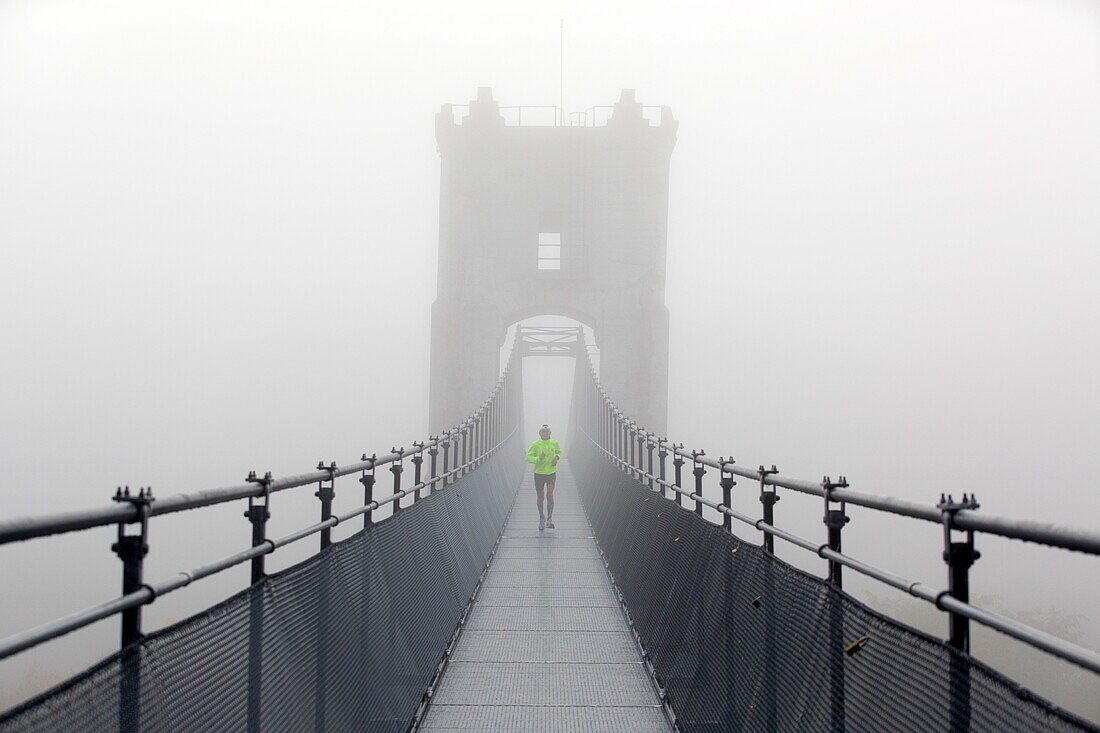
[538,232,561,270]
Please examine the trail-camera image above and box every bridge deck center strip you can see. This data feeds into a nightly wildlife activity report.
[420,461,672,732]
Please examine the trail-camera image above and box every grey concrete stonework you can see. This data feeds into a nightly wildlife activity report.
[429,88,677,434]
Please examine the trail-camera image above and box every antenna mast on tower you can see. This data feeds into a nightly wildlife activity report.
[559,19,564,125]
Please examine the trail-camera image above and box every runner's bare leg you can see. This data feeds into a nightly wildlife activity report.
[535,486,546,530]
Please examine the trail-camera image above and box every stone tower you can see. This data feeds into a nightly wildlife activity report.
[429,88,677,434]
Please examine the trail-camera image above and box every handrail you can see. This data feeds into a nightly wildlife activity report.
[0,366,517,545]
[588,361,1100,555]
[0,426,519,662]
[581,428,1100,674]
[0,339,525,664]
[575,352,1100,678]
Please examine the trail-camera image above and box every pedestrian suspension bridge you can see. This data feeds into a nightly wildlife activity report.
[2,90,1100,731]
[1,328,1098,732]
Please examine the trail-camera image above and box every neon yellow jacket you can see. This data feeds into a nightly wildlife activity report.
[525,439,562,475]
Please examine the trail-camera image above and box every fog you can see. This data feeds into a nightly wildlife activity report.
[2,0,1099,723]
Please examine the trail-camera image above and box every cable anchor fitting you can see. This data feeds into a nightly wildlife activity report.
[112,486,155,560]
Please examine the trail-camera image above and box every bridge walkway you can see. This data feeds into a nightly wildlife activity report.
[421,460,672,732]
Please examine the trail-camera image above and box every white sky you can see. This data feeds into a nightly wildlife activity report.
[1,0,1099,720]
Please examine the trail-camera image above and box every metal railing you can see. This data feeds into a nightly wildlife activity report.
[0,341,525,664]
[572,353,1100,676]
[445,104,563,127]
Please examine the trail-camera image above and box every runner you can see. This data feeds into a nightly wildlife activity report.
[525,424,562,531]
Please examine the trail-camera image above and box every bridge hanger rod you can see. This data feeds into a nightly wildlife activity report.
[588,363,1100,556]
[579,424,1100,675]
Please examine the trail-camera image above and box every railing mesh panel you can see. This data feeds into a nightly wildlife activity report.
[572,440,1098,733]
[0,444,523,733]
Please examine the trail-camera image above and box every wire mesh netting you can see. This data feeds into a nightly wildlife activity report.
[0,444,523,733]
[572,439,1099,733]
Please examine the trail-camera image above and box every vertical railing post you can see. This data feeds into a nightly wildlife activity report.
[719,459,736,532]
[315,461,336,550]
[658,440,668,497]
[822,475,850,733]
[607,404,614,457]
[313,463,336,733]
[475,410,483,464]
[608,409,615,460]
[939,493,980,650]
[692,451,706,516]
[479,408,486,461]
[939,493,980,733]
[452,426,461,479]
[490,399,497,449]
[598,400,604,452]
[390,449,404,513]
[619,413,627,467]
[646,436,655,490]
[619,413,626,467]
[243,471,271,733]
[636,429,646,482]
[482,408,489,459]
[822,476,850,587]
[441,433,452,487]
[428,440,439,495]
[627,422,636,476]
[411,444,424,502]
[360,455,376,528]
[673,449,685,507]
[759,466,779,733]
[243,475,271,733]
[470,414,478,468]
[758,465,779,554]
[613,407,618,458]
[461,422,469,476]
[601,401,608,451]
[244,472,273,583]
[112,486,153,733]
